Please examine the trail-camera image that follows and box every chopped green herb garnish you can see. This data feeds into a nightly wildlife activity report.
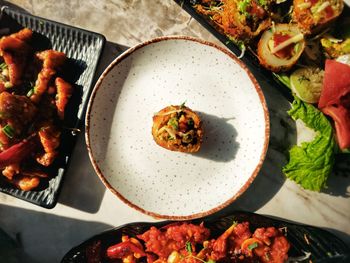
[26,88,35,97]
[238,0,251,17]
[0,63,7,70]
[180,101,186,109]
[248,242,258,250]
[185,241,192,254]
[2,124,15,138]
[298,75,310,82]
[168,117,179,130]
[257,0,268,7]
[185,241,216,263]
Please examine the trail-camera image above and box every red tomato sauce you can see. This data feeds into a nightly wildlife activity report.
[105,222,291,263]
[273,33,295,59]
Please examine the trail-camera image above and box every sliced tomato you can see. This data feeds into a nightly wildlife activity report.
[322,105,350,150]
[318,60,350,151]
[318,60,350,108]
[273,33,294,59]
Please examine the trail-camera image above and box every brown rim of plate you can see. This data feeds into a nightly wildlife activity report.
[85,35,270,220]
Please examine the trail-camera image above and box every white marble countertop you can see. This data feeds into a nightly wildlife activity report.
[0,0,349,262]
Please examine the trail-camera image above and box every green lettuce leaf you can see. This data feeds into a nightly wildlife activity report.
[282,97,337,191]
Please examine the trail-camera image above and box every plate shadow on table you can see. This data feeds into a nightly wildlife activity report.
[0,204,113,263]
[215,69,298,213]
[58,41,129,213]
[194,112,239,162]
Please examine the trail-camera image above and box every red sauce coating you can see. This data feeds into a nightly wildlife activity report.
[137,223,210,259]
[106,222,291,263]
[324,5,334,18]
[273,33,295,59]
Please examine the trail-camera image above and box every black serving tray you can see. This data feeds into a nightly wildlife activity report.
[174,0,350,102]
[0,6,105,208]
[61,211,350,263]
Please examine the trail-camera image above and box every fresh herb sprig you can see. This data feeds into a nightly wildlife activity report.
[185,241,216,263]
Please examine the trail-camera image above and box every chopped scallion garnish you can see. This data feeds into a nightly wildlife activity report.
[2,124,15,138]
[168,117,178,130]
[0,62,7,70]
[185,241,192,254]
[248,242,258,250]
[27,88,35,97]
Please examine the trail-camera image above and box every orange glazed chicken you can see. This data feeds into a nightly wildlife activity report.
[0,28,73,191]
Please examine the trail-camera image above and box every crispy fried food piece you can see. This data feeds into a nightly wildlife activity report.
[0,28,33,86]
[12,175,40,191]
[36,125,61,166]
[0,92,37,133]
[257,23,305,72]
[55,77,73,119]
[152,105,203,153]
[8,28,33,42]
[137,223,210,260]
[195,0,273,43]
[293,0,344,35]
[2,163,20,180]
[30,50,66,103]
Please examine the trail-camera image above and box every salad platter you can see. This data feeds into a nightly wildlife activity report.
[0,6,105,208]
[174,0,350,192]
[61,211,350,262]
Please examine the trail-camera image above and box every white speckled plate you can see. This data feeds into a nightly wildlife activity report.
[85,36,269,220]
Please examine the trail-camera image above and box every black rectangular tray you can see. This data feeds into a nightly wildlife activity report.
[174,1,350,167]
[0,6,105,208]
[174,0,349,102]
[61,211,350,262]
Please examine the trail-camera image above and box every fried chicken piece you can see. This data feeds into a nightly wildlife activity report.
[12,175,40,191]
[137,223,210,260]
[55,77,73,119]
[195,0,272,43]
[36,125,61,166]
[0,28,32,86]
[2,163,20,180]
[10,28,33,42]
[293,0,344,35]
[0,91,38,135]
[30,50,66,103]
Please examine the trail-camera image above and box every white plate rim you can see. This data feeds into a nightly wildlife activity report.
[85,35,270,220]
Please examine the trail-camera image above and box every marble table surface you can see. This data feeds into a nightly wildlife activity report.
[0,0,349,262]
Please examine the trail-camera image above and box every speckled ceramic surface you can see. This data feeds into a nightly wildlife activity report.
[86,36,269,219]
